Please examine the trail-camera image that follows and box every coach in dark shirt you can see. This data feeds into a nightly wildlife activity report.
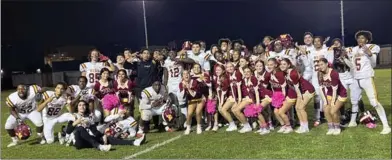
[125,49,158,98]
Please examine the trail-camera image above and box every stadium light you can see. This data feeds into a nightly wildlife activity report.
[36,68,41,74]
[1,69,3,76]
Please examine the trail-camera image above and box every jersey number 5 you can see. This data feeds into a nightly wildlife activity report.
[169,68,180,77]
[355,57,361,71]
[47,108,61,116]
[88,73,100,83]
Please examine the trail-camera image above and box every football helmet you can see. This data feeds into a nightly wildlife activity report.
[278,34,294,49]
[162,104,176,124]
[15,123,32,140]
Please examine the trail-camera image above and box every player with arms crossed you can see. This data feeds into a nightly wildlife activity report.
[37,82,75,144]
[5,84,46,147]
[349,30,391,134]
[80,49,115,88]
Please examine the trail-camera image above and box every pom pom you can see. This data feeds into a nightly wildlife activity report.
[102,94,120,111]
[244,104,263,118]
[206,99,217,115]
[272,91,285,109]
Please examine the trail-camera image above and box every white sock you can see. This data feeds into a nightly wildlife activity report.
[197,124,201,128]
[243,123,251,128]
[186,124,191,129]
[229,121,235,126]
[350,104,359,123]
[375,104,390,128]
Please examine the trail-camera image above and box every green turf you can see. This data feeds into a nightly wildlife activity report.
[1,69,391,159]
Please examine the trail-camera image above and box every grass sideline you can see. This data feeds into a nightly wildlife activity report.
[1,69,391,159]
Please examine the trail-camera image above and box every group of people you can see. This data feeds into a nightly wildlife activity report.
[5,30,391,152]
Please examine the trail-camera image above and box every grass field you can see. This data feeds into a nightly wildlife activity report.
[1,69,391,159]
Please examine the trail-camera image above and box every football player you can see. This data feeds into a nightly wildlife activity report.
[80,49,115,88]
[186,42,211,72]
[163,50,186,119]
[348,30,391,134]
[138,81,169,133]
[5,84,45,147]
[37,82,75,144]
[67,76,101,124]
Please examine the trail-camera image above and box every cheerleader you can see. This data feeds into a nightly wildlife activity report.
[232,68,258,133]
[211,65,230,131]
[254,60,273,130]
[267,58,297,133]
[113,69,135,117]
[253,82,274,135]
[238,57,249,76]
[317,58,347,135]
[180,70,203,135]
[94,68,116,117]
[279,58,315,133]
[218,62,242,132]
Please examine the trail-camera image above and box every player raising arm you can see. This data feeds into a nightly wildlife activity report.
[349,30,391,134]
[5,84,46,147]
[80,49,115,88]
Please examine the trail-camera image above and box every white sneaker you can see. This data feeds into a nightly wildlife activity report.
[380,127,391,135]
[184,128,191,135]
[226,125,238,132]
[295,127,304,133]
[99,144,111,151]
[7,141,18,148]
[212,125,219,131]
[58,132,65,145]
[133,133,146,146]
[326,129,334,135]
[40,139,46,145]
[333,128,341,135]
[283,127,293,134]
[205,126,212,131]
[254,128,263,133]
[277,126,286,133]
[196,126,202,134]
[268,122,275,131]
[239,126,252,133]
[348,121,358,127]
[260,129,270,135]
[218,123,223,127]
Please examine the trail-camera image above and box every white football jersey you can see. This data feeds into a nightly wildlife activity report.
[42,91,68,118]
[6,85,41,114]
[139,85,168,110]
[308,48,334,76]
[348,44,380,79]
[80,62,109,88]
[68,85,95,102]
[186,51,211,71]
[163,58,183,87]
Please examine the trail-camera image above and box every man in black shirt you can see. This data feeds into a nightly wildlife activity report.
[123,49,138,82]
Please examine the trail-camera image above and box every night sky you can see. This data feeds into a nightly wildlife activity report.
[2,0,392,71]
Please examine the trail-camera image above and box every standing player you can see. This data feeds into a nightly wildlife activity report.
[37,82,75,144]
[163,50,186,117]
[304,36,334,127]
[80,49,115,88]
[186,42,211,72]
[349,30,391,134]
[5,84,45,147]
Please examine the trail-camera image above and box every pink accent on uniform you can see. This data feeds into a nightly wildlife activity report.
[366,122,377,129]
[244,104,263,118]
[206,99,217,114]
[102,94,120,111]
[272,91,285,108]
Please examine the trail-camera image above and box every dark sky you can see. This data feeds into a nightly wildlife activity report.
[2,0,392,71]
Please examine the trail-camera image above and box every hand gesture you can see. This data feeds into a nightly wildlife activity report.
[362,45,371,55]
[323,37,330,44]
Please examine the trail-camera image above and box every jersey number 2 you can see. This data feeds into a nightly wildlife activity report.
[169,68,180,77]
[355,57,361,71]
[88,73,99,83]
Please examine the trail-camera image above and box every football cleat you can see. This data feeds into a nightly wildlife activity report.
[225,125,237,132]
[133,133,146,146]
[348,121,358,127]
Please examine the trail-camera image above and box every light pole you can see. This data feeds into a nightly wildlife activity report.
[340,0,345,46]
[142,0,149,49]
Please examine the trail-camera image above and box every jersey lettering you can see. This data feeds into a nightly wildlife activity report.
[88,73,100,83]
[169,67,180,78]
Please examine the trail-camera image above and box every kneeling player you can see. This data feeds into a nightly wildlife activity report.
[5,84,45,147]
[37,82,75,144]
[138,81,169,133]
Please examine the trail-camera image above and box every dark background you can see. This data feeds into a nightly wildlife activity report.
[2,0,392,72]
